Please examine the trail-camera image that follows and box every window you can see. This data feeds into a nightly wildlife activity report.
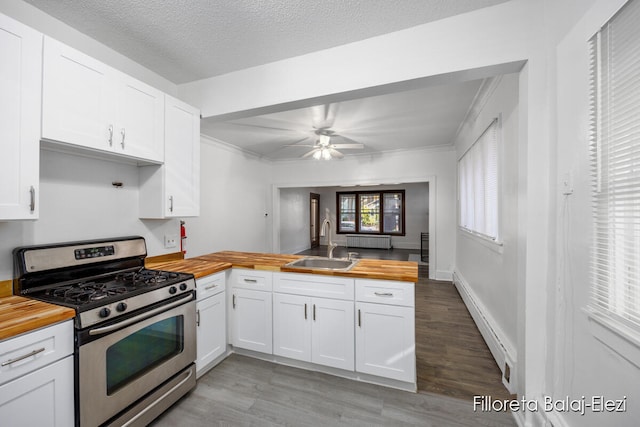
[589,0,640,332]
[458,118,499,240]
[337,190,405,235]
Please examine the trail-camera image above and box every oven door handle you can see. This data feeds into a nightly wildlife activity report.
[88,294,193,336]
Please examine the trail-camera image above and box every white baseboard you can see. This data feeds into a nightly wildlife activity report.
[435,270,453,281]
[453,269,517,393]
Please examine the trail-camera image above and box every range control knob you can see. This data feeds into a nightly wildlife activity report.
[179,283,188,291]
[169,286,177,295]
[99,307,111,318]
[116,302,127,312]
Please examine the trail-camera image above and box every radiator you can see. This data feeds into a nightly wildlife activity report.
[346,234,392,249]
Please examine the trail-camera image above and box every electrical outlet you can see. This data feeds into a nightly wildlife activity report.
[164,234,178,249]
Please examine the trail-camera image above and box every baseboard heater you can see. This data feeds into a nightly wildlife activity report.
[346,234,392,249]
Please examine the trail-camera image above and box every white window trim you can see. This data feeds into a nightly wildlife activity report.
[459,226,504,254]
[584,307,640,369]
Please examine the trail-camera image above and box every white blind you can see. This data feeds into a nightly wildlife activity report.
[458,119,498,239]
[590,0,640,330]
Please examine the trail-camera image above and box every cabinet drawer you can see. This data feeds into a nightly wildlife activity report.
[229,269,272,291]
[355,279,415,307]
[196,271,225,300]
[0,320,73,386]
[274,273,354,300]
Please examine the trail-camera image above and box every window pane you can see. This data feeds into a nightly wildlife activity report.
[338,194,356,232]
[458,119,498,239]
[359,193,380,233]
[383,193,403,233]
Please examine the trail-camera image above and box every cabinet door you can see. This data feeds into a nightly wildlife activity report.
[114,73,164,163]
[273,293,311,362]
[0,14,41,219]
[42,36,114,151]
[164,95,200,217]
[231,289,272,354]
[311,298,354,371]
[196,292,226,375]
[355,302,415,382]
[0,355,74,427]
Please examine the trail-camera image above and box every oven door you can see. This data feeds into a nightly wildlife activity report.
[78,293,196,427]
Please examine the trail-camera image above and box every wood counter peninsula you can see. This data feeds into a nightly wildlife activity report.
[147,250,418,391]
[189,251,418,283]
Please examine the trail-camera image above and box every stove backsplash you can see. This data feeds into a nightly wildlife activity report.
[0,150,180,282]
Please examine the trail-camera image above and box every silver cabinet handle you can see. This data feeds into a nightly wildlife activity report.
[243,278,257,283]
[120,128,126,148]
[313,304,316,321]
[232,294,236,309]
[196,309,200,326]
[169,196,174,213]
[374,292,394,297]
[29,186,35,213]
[304,303,307,320]
[204,284,218,290]
[358,309,361,327]
[108,125,113,146]
[2,347,45,366]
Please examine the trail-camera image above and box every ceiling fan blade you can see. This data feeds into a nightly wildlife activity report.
[311,104,338,129]
[281,136,314,147]
[302,148,320,158]
[331,143,364,150]
[329,148,344,159]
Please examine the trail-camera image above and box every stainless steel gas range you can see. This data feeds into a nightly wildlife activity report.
[13,236,196,427]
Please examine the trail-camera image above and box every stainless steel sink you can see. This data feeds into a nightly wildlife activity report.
[284,257,359,271]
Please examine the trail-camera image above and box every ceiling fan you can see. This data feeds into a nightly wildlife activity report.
[286,104,364,160]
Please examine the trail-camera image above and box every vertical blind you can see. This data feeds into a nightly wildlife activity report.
[590,0,640,330]
[458,118,499,239]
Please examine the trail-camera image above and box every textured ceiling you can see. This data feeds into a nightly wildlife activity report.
[202,78,484,160]
[25,0,509,84]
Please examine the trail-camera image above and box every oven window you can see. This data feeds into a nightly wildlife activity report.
[106,316,184,394]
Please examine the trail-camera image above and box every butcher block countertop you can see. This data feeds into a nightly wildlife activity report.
[150,251,418,283]
[0,296,75,341]
[146,259,231,279]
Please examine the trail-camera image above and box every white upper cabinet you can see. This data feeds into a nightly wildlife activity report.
[139,95,200,218]
[0,13,41,220]
[42,37,164,164]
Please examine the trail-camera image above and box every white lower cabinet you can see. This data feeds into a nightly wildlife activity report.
[196,272,227,376]
[0,320,74,426]
[273,293,354,371]
[230,288,273,354]
[0,355,74,426]
[355,279,416,383]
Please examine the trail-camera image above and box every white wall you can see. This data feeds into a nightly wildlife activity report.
[549,1,639,426]
[271,148,454,280]
[0,149,178,280]
[183,137,273,257]
[279,187,314,254]
[453,73,520,370]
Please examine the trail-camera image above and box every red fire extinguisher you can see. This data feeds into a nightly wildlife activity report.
[180,220,187,255]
